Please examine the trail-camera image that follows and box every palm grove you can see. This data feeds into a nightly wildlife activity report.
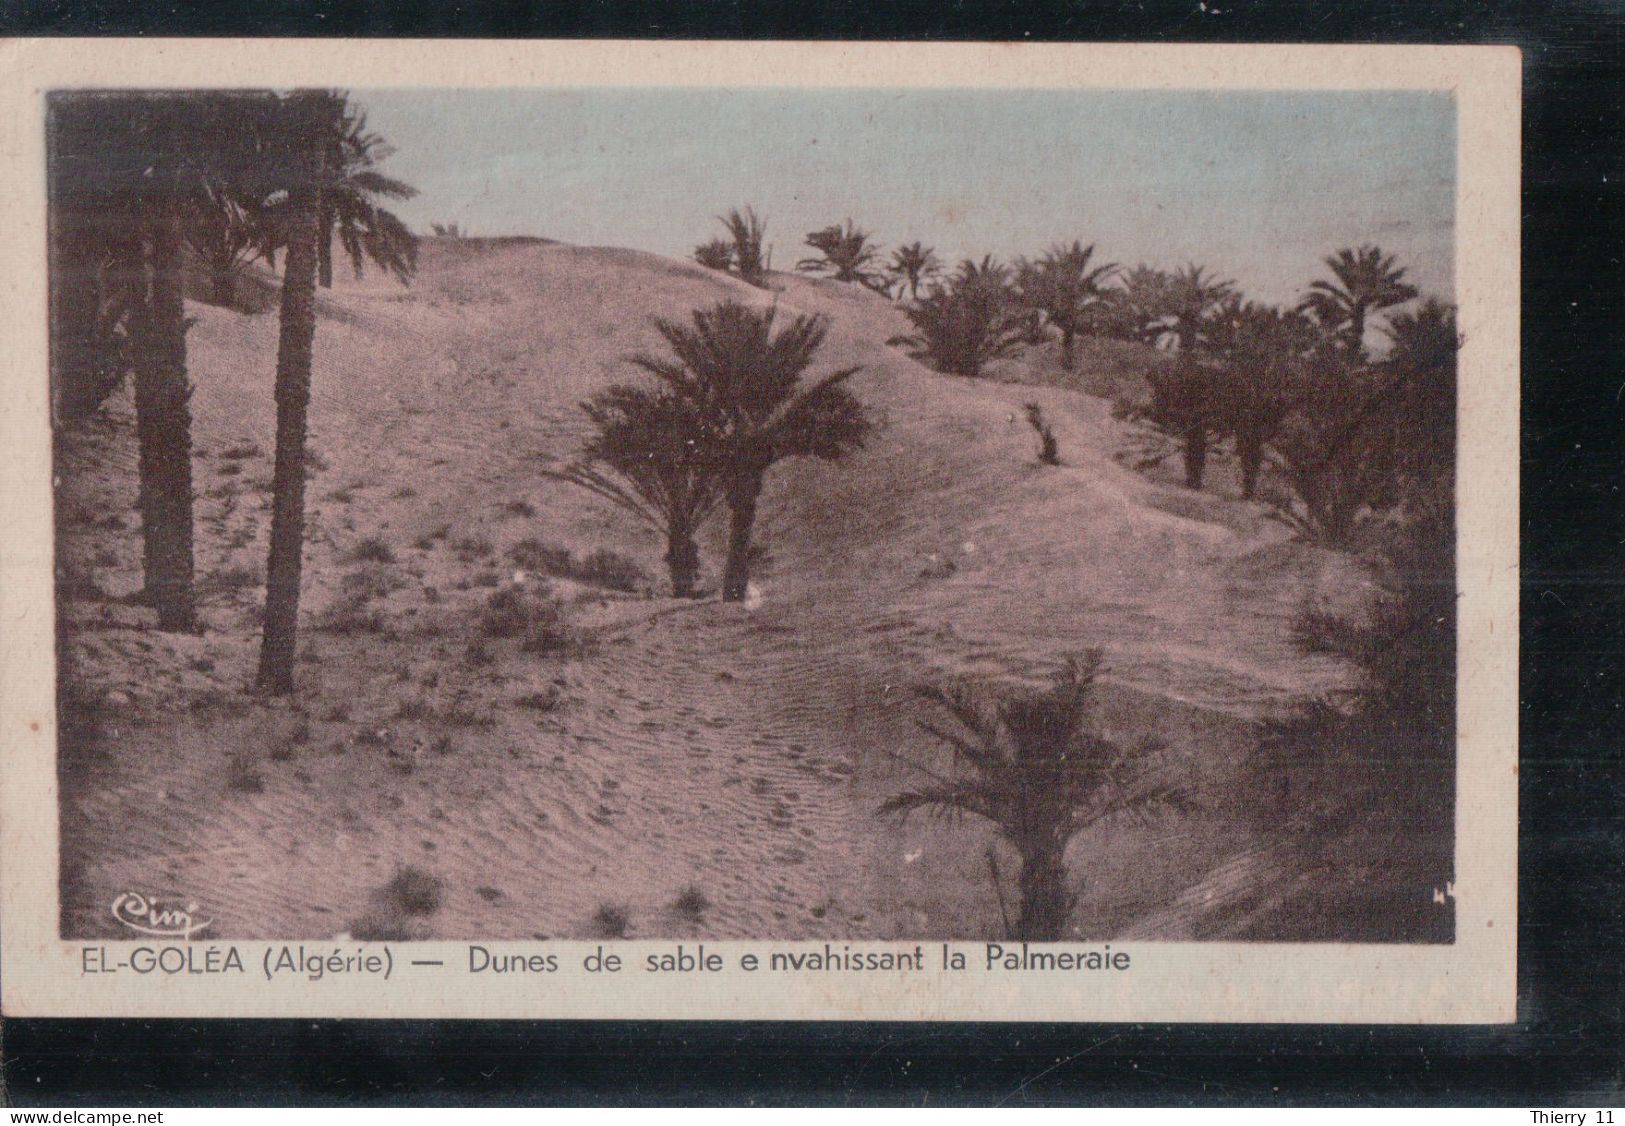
[52,94,1456,942]
[51,90,417,694]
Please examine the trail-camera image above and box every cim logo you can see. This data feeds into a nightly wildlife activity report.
[111,891,213,939]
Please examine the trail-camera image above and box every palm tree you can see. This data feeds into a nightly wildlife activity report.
[314,105,417,289]
[796,220,884,289]
[890,257,1035,379]
[1205,298,1318,499]
[1019,241,1118,370]
[545,385,725,598]
[48,92,257,631]
[1301,245,1419,359]
[717,207,769,288]
[1130,264,1236,490]
[1102,264,1171,344]
[257,90,418,694]
[881,652,1191,941]
[186,178,267,307]
[629,300,870,602]
[886,241,941,301]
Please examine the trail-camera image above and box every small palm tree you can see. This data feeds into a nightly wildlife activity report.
[886,241,941,300]
[257,90,418,694]
[796,219,884,289]
[890,257,1034,379]
[545,385,725,598]
[717,207,769,288]
[186,178,267,307]
[1301,245,1419,359]
[630,300,870,602]
[1128,264,1237,490]
[693,238,734,272]
[1018,241,1119,370]
[881,652,1191,941]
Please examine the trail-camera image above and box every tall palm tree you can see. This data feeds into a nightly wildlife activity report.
[796,219,884,289]
[629,300,870,602]
[881,652,1191,941]
[257,91,418,694]
[545,385,726,598]
[886,241,941,301]
[1301,245,1419,359]
[47,92,275,630]
[1019,241,1119,370]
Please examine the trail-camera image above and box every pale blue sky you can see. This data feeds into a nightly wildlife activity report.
[357,88,1454,309]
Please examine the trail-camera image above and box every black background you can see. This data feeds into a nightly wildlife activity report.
[1,0,1620,1107]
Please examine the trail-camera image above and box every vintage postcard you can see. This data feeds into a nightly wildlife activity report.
[0,40,1519,1021]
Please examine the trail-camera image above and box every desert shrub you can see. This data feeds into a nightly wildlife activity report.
[385,866,444,915]
[693,238,734,271]
[572,548,646,593]
[890,257,1036,379]
[506,539,646,593]
[350,866,445,941]
[477,584,590,656]
[1024,403,1060,465]
[350,536,396,563]
[508,537,574,576]
[479,586,544,639]
[882,652,1192,941]
[515,687,561,712]
[226,753,264,793]
[502,498,536,518]
[519,600,593,658]
[672,886,710,919]
[452,535,494,562]
[341,563,401,603]
[592,903,631,939]
[316,564,400,634]
[199,564,261,594]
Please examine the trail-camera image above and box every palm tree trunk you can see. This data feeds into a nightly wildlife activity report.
[130,200,198,632]
[721,474,762,603]
[665,520,701,599]
[210,263,237,307]
[1014,842,1070,942]
[1183,423,1207,490]
[257,186,321,694]
[1061,326,1075,371]
[317,204,334,288]
[1238,429,1264,500]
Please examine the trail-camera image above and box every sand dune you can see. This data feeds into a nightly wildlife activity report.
[56,239,1368,941]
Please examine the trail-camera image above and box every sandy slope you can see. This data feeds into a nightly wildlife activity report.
[56,239,1371,942]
